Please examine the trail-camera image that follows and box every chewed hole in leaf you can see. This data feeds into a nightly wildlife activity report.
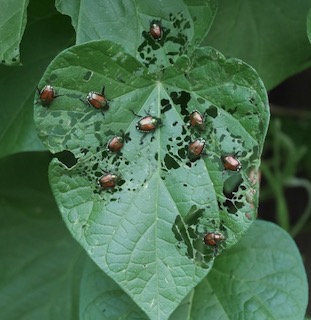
[55,150,77,168]
[172,206,228,267]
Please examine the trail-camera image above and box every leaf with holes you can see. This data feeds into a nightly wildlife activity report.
[34,39,269,320]
[56,0,217,72]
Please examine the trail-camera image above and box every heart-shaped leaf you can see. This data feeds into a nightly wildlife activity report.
[79,220,308,319]
[34,39,269,319]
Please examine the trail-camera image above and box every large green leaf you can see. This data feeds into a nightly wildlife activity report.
[0,0,29,65]
[34,39,269,319]
[0,152,84,320]
[80,220,308,319]
[205,0,311,90]
[0,0,74,159]
[56,0,217,70]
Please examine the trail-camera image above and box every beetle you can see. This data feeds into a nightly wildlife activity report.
[188,138,206,161]
[189,110,205,131]
[132,110,162,133]
[97,173,120,189]
[136,115,162,133]
[36,85,60,107]
[107,130,130,152]
[107,135,124,153]
[149,20,163,40]
[82,85,109,112]
[203,232,225,246]
[222,154,242,171]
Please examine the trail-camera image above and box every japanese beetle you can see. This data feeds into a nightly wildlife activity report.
[188,138,206,161]
[149,20,163,40]
[36,85,60,107]
[82,85,109,112]
[98,173,120,189]
[222,155,241,171]
[132,111,162,133]
[203,232,225,246]
[107,135,124,153]
[136,115,162,132]
[189,110,205,131]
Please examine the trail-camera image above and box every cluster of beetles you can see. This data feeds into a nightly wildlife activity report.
[36,20,243,252]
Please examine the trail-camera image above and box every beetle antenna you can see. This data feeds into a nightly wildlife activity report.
[131,109,141,117]
[79,97,87,105]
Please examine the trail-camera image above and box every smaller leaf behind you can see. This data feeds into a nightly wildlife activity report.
[56,0,217,71]
[191,220,308,320]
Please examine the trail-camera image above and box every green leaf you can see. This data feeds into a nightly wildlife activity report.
[0,152,84,320]
[192,220,308,320]
[34,39,269,319]
[82,256,197,320]
[80,220,308,319]
[56,0,217,70]
[205,0,311,90]
[81,259,147,319]
[0,0,75,159]
[0,0,29,66]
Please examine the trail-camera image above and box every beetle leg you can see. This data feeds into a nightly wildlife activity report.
[101,85,106,95]
[214,243,222,257]
[139,133,147,145]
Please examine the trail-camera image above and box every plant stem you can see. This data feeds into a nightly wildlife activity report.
[260,163,290,231]
[287,177,311,237]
